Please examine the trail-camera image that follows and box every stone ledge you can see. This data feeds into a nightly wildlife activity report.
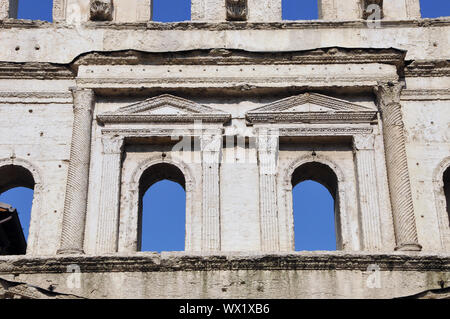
[1,17,449,30]
[0,252,449,274]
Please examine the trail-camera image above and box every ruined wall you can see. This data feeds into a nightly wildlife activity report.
[0,0,448,299]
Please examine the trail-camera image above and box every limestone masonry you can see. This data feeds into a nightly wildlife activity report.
[0,0,449,299]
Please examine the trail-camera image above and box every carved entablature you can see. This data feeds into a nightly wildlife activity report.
[226,0,248,21]
[97,94,231,124]
[90,0,113,21]
[246,93,378,124]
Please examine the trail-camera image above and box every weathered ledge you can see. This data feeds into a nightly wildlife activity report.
[0,252,449,274]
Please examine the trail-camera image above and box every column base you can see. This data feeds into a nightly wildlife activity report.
[57,248,85,255]
[395,243,422,252]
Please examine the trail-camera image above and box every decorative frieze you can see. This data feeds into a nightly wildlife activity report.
[374,82,421,251]
[58,89,95,255]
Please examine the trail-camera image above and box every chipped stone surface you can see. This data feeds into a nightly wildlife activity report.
[0,0,449,299]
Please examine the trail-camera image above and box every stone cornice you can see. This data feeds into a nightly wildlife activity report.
[0,253,448,274]
[73,48,406,69]
[405,60,450,77]
[0,62,74,79]
[1,17,449,30]
[401,89,450,100]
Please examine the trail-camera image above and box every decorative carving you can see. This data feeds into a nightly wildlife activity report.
[374,82,421,251]
[279,127,373,137]
[226,0,248,21]
[374,81,404,109]
[58,89,95,255]
[90,0,113,21]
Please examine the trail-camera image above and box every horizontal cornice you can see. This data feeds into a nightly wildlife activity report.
[1,17,449,30]
[0,252,449,274]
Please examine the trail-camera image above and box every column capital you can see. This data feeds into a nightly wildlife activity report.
[353,134,375,151]
[373,81,405,109]
[102,135,124,155]
[256,128,279,153]
[70,88,95,110]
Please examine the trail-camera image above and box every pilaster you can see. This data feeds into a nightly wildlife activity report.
[353,134,383,250]
[95,135,124,254]
[257,129,280,251]
[201,130,222,251]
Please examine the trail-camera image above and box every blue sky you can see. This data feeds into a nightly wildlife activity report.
[2,0,448,253]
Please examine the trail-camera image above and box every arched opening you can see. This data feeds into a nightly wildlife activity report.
[0,165,35,255]
[444,166,450,227]
[291,162,340,251]
[138,163,186,252]
[152,0,191,22]
[282,0,318,20]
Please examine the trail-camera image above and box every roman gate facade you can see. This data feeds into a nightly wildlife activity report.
[0,0,449,299]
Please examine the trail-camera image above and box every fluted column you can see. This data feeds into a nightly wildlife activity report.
[95,135,124,254]
[257,129,280,251]
[374,82,421,251]
[58,88,95,254]
[201,131,222,251]
[353,134,383,251]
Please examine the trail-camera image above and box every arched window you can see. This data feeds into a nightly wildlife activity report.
[291,162,341,251]
[152,0,191,22]
[0,165,35,255]
[138,163,186,252]
[444,167,450,227]
[282,0,318,20]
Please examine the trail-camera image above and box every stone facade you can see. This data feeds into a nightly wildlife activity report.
[0,0,449,299]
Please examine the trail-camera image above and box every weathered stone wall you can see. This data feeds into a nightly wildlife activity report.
[0,253,449,299]
[0,0,449,299]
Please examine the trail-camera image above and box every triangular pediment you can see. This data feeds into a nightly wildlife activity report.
[246,93,377,124]
[97,94,231,124]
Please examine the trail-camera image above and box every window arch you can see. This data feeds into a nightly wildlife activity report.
[0,163,38,255]
[138,162,186,252]
[444,167,450,227]
[433,157,450,251]
[289,160,343,251]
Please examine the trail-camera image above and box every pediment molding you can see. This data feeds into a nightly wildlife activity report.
[97,94,231,124]
[246,93,378,124]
